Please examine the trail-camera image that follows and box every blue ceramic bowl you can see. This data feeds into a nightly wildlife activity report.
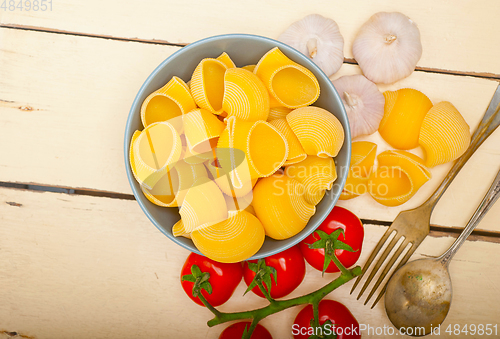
[124,34,351,259]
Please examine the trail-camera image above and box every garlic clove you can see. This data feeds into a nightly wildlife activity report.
[331,74,385,139]
[279,14,344,77]
[352,12,422,84]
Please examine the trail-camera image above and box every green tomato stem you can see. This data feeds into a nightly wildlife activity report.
[241,317,261,339]
[312,299,320,329]
[330,252,350,276]
[256,280,277,305]
[206,265,362,328]
[197,292,223,318]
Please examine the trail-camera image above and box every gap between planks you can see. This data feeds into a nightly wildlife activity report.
[1,23,499,81]
[2,180,500,244]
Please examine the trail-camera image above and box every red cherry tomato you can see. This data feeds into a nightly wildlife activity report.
[293,299,361,339]
[300,206,363,273]
[219,322,273,339]
[243,245,305,299]
[180,253,242,307]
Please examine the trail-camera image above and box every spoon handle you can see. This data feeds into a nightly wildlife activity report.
[439,168,500,266]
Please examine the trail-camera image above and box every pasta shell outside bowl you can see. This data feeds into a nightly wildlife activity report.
[124,34,351,259]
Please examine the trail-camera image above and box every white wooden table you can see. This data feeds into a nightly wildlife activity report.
[1,1,499,338]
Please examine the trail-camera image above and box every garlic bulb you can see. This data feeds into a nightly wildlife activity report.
[279,14,344,77]
[331,74,385,138]
[352,12,422,84]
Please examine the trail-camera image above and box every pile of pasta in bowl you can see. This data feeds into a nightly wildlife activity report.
[129,47,345,263]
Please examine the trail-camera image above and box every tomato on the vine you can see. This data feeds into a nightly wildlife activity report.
[219,322,273,339]
[300,206,363,273]
[293,299,361,339]
[243,245,305,299]
[180,252,243,307]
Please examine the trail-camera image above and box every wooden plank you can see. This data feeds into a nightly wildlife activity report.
[0,27,181,194]
[1,187,499,338]
[1,0,500,76]
[2,28,500,231]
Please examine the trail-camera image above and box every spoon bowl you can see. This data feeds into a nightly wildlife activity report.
[385,259,452,336]
[384,168,500,336]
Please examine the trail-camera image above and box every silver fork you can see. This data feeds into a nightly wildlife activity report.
[351,84,500,308]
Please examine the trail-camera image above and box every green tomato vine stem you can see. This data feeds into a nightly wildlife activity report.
[184,230,362,338]
[206,265,362,329]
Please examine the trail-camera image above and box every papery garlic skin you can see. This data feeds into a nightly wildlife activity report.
[279,14,344,77]
[353,12,422,84]
[331,74,385,139]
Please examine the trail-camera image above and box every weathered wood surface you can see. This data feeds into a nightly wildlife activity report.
[1,1,500,338]
[1,0,500,76]
[1,187,499,339]
[1,28,499,231]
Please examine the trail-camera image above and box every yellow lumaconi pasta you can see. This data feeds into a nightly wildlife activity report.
[253,173,315,240]
[216,52,236,69]
[130,121,183,190]
[190,58,228,114]
[284,156,337,205]
[419,101,471,167]
[217,116,288,178]
[181,138,207,165]
[368,150,431,206]
[269,118,307,165]
[223,191,255,214]
[142,160,207,207]
[340,141,377,200]
[172,218,187,237]
[254,47,320,108]
[191,211,265,263]
[286,106,344,158]
[179,177,228,233]
[140,76,196,130]
[268,106,293,121]
[205,156,257,198]
[183,108,226,154]
[242,64,256,72]
[222,68,270,121]
[378,88,433,150]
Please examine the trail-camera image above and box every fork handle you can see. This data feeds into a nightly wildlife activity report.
[424,85,500,210]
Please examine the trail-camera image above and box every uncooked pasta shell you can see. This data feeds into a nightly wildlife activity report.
[284,155,337,205]
[378,88,433,150]
[140,76,196,130]
[254,47,320,108]
[191,211,265,263]
[368,150,431,206]
[223,191,255,215]
[286,106,344,158]
[205,154,257,198]
[339,141,377,200]
[179,177,228,233]
[216,52,236,69]
[222,68,270,121]
[242,64,256,72]
[418,101,471,167]
[217,116,288,178]
[190,58,228,114]
[268,106,293,121]
[131,122,183,190]
[268,118,307,165]
[253,173,315,240]
[183,108,225,154]
[141,161,207,208]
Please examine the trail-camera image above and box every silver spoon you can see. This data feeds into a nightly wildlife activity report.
[385,168,500,336]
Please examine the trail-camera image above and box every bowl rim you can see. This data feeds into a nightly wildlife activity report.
[124,33,351,259]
